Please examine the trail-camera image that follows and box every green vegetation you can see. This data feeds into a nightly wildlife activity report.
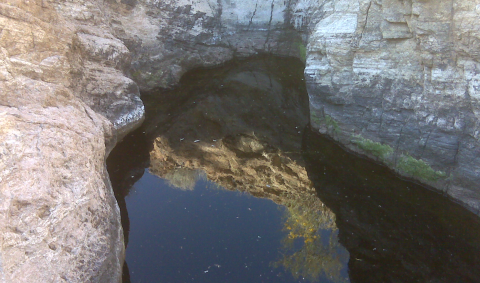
[296,41,307,62]
[311,113,340,134]
[352,134,447,182]
[397,155,447,182]
[324,115,340,133]
[353,135,393,160]
[132,70,142,80]
[311,113,322,125]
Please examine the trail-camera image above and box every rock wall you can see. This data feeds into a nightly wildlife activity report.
[112,0,304,89]
[0,0,301,281]
[299,0,480,212]
[1,0,479,281]
[0,1,126,281]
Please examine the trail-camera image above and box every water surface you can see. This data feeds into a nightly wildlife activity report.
[124,170,348,283]
[108,55,480,283]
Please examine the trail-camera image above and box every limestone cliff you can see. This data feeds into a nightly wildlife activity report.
[299,0,480,212]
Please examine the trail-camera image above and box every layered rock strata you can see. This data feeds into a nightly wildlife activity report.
[112,0,304,89]
[299,0,480,212]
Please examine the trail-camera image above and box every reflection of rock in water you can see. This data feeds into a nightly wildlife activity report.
[146,55,313,201]
[110,56,480,283]
[163,168,205,191]
[145,56,346,281]
[274,192,349,283]
[149,133,314,200]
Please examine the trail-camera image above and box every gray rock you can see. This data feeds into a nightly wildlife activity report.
[302,0,480,213]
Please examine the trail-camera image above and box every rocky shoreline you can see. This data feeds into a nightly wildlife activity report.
[1,0,479,281]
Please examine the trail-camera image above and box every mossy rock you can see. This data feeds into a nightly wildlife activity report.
[397,155,447,182]
[353,135,393,160]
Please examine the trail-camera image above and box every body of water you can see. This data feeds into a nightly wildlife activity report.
[107,55,480,283]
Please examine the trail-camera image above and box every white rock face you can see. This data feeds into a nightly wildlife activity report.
[301,0,480,212]
[115,0,302,89]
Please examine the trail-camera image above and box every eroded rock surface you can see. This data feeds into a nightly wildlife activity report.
[113,0,304,89]
[298,0,480,212]
[0,1,137,281]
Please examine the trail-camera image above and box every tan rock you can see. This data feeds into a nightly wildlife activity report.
[0,1,134,281]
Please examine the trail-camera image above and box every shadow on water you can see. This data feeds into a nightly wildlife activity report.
[303,129,480,283]
[107,55,480,283]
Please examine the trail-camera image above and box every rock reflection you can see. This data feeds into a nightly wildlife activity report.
[145,55,313,202]
[149,134,314,201]
[144,55,347,281]
[107,55,480,283]
[274,192,348,283]
[303,128,480,283]
[163,167,206,191]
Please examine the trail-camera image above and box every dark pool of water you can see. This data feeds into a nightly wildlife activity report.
[124,170,349,283]
[107,55,480,283]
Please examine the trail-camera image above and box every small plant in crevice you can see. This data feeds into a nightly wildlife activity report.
[296,41,307,62]
[397,154,447,182]
[352,135,393,161]
[310,114,341,137]
[310,113,322,125]
[324,115,340,134]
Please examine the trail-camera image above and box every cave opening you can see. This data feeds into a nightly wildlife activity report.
[107,55,480,283]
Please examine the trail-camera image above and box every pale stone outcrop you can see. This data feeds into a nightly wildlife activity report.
[0,1,136,281]
[297,0,480,212]
[114,0,303,89]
